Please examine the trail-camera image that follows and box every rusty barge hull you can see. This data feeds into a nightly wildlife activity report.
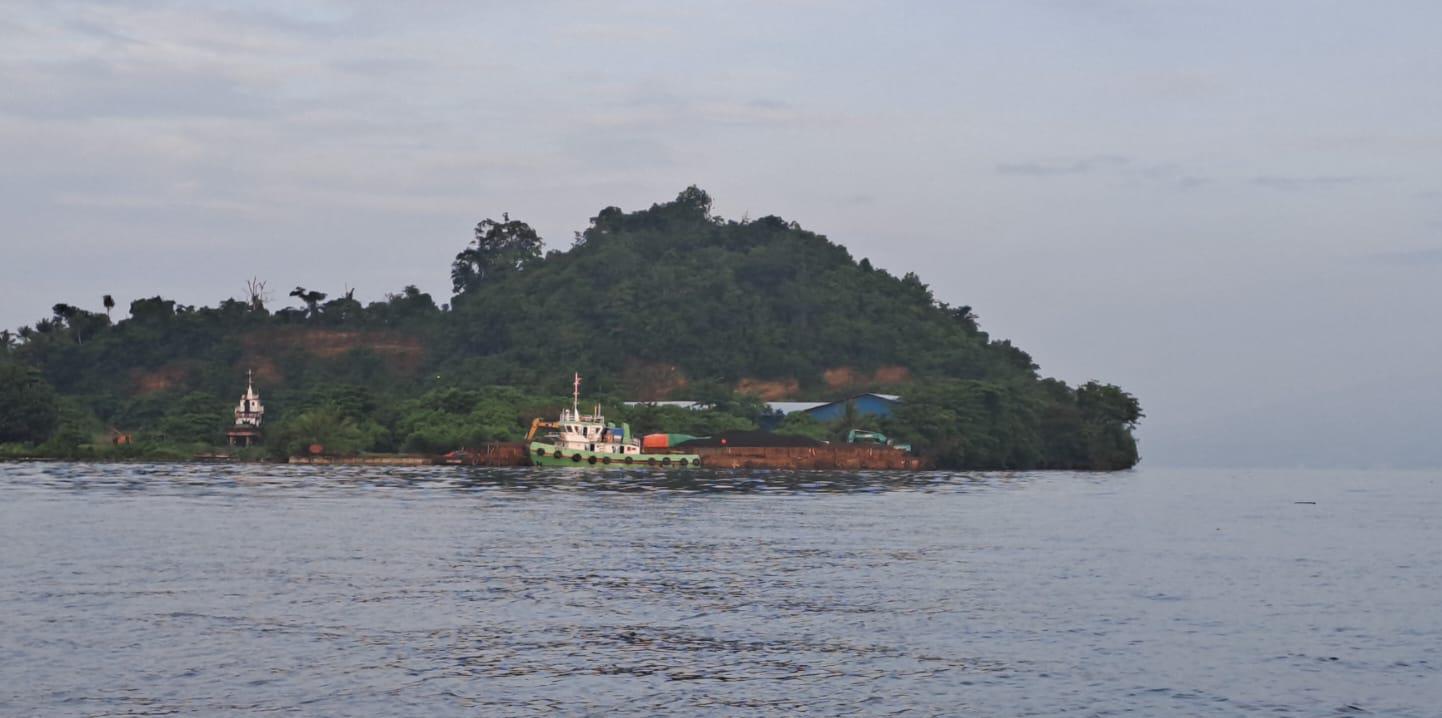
[688,445,929,470]
[438,443,929,470]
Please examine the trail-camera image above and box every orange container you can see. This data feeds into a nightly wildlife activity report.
[642,434,669,449]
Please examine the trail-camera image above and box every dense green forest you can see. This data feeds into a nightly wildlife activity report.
[0,187,1141,469]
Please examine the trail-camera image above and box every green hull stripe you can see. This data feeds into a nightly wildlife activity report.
[527,441,702,467]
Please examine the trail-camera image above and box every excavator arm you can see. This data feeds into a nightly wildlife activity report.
[526,417,558,441]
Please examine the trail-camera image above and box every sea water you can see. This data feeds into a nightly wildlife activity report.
[1,463,1438,716]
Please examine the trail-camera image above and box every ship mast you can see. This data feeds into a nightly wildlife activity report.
[572,372,581,418]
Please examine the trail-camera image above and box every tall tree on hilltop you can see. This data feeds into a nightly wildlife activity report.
[451,213,543,295]
[102,294,115,319]
[289,287,327,317]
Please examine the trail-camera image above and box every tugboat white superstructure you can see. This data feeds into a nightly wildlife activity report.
[527,373,702,468]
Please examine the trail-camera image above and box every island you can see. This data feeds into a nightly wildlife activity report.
[0,188,1141,470]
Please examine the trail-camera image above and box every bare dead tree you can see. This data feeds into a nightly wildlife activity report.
[245,277,270,311]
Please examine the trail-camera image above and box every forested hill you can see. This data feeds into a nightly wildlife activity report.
[0,187,1142,470]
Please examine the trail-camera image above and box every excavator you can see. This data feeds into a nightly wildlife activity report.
[525,417,558,442]
[847,429,912,453]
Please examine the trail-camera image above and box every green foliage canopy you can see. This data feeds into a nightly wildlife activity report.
[0,363,60,444]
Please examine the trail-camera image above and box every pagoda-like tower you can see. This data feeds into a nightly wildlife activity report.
[226,370,265,447]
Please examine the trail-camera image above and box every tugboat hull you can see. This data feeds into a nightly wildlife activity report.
[527,441,702,468]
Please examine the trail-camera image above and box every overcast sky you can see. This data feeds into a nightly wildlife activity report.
[3,1,1439,467]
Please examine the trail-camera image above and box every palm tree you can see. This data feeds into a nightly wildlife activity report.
[102,294,115,319]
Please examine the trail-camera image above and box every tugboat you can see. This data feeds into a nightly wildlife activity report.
[527,374,703,468]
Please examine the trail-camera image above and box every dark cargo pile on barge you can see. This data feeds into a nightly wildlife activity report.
[675,431,825,448]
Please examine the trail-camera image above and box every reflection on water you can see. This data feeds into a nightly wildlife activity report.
[11,461,1038,495]
[1,462,1439,716]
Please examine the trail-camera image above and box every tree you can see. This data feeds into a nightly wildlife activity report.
[289,287,327,316]
[1077,382,1143,428]
[672,185,713,218]
[103,294,115,319]
[0,363,60,444]
[376,285,438,323]
[129,297,177,323]
[776,412,830,441]
[49,303,108,344]
[271,408,369,457]
[451,213,543,294]
[158,392,227,445]
[244,278,269,312]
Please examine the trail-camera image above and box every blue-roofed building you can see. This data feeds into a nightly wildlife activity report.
[757,393,902,430]
[628,394,904,430]
[797,393,902,423]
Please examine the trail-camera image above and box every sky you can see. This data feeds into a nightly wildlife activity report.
[2,1,1440,467]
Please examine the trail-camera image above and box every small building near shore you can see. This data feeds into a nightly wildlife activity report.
[226,370,265,447]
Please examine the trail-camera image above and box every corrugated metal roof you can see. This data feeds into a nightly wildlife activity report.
[622,401,709,410]
[623,395,899,414]
[766,401,829,414]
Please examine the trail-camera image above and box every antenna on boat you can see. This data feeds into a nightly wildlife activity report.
[572,372,581,417]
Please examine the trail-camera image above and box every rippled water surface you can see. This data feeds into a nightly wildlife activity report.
[2,463,1439,716]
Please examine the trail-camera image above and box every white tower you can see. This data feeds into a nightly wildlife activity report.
[234,370,265,428]
[228,370,265,446]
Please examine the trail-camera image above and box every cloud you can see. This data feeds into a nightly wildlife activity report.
[561,22,675,43]
[995,155,1129,176]
[1368,246,1442,266]
[1134,164,1209,190]
[1128,71,1224,100]
[996,155,1207,190]
[1252,175,1367,191]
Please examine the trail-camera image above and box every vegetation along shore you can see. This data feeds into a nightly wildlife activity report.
[0,188,1141,470]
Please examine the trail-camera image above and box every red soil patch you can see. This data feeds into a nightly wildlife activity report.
[823,367,861,390]
[622,360,688,401]
[235,356,283,385]
[130,363,193,395]
[735,377,800,401]
[824,365,912,392]
[873,365,911,385]
[241,328,426,375]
